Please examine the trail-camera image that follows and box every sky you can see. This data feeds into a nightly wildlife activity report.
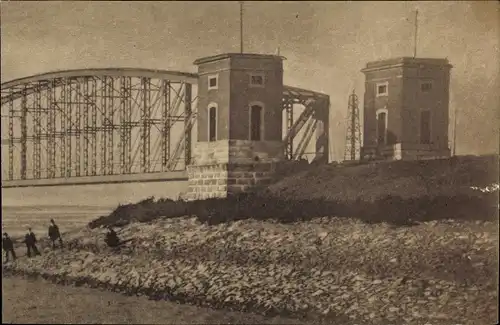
[1,1,499,158]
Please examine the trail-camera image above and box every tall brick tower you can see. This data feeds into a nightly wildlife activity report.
[185,53,285,200]
[360,57,453,160]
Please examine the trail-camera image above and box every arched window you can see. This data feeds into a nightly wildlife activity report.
[208,105,217,142]
[249,104,263,141]
[420,110,431,144]
[376,109,388,145]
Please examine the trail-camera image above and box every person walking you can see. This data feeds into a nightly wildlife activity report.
[24,228,41,258]
[2,232,17,262]
[48,219,63,249]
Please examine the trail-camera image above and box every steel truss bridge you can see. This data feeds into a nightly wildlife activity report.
[1,68,329,188]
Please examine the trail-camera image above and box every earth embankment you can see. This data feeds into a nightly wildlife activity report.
[89,155,499,229]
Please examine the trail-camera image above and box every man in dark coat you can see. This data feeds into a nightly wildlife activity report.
[105,226,120,248]
[48,219,63,249]
[2,232,17,262]
[24,228,41,258]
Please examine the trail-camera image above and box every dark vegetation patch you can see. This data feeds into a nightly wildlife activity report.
[88,155,499,229]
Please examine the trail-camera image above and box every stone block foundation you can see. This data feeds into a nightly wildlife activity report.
[185,162,277,201]
[193,140,284,165]
[362,143,451,161]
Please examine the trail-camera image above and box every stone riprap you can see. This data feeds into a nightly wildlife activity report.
[3,216,498,325]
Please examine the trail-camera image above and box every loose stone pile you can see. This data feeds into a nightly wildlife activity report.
[4,216,498,325]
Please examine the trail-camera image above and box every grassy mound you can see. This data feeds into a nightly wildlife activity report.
[88,155,499,229]
[268,155,499,201]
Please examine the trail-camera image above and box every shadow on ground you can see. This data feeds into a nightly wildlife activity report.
[88,190,497,229]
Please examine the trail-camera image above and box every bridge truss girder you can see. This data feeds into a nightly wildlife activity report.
[1,69,329,183]
[282,86,330,163]
[1,73,196,181]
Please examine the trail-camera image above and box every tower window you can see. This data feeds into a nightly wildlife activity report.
[250,104,263,141]
[420,110,431,144]
[376,81,389,97]
[208,106,217,142]
[249,73,265,87]
[421,81,433,92]
[208,75,218,90]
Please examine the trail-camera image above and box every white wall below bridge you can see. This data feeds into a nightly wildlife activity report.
[1,180,189,209]
[2,180,188,238]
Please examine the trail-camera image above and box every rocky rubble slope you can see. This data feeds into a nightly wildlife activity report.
[4,216,498,325]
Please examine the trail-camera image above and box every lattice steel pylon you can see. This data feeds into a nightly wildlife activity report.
[343,90,361,161]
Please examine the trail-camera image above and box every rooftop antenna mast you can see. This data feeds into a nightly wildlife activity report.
[413,9,419,58]
[239,1,244,53]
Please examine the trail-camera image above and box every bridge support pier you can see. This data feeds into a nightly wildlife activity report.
[185,140,283,200]
[184,53,286,201]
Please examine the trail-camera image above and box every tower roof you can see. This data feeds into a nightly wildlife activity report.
[193,53,285,65]
[361,57,453,73]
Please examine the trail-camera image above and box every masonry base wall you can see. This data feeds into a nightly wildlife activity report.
[185,163,277,201]
[193,140,284,165]
[362,143,451,161]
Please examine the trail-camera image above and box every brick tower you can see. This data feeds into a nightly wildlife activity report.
[185,53,285,200]
[360,57,453,160]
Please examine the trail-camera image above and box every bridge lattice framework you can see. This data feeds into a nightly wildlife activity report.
[1,68,329,183]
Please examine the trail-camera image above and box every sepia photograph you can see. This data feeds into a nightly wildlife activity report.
[1,1,498,324]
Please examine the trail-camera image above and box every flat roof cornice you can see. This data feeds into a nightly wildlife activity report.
[193,53,286,65]
[361,57,453,73]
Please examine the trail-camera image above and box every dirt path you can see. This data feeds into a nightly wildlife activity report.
[2,276,311,324]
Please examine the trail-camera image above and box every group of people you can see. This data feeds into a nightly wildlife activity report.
[2,219,64,263]
[3,220,124,263]
[3,219,124,263]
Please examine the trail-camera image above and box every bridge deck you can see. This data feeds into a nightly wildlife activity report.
[1,171,188,188]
